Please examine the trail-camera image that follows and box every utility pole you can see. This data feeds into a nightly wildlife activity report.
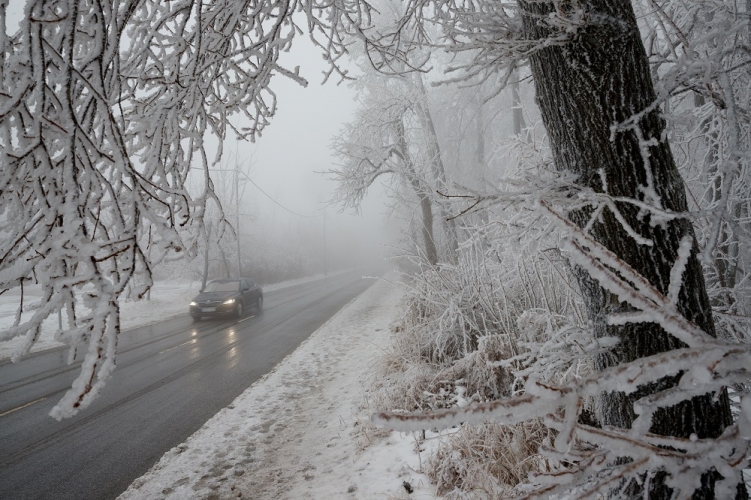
[202,221,212,290]
[234,140,242,278]
[235,165,241,277]
[323,208,327,276]
[191,157,248,279]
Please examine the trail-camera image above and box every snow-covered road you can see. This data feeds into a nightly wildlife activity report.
[118,277,440,500]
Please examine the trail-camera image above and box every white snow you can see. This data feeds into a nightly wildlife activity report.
[118,276,440,500]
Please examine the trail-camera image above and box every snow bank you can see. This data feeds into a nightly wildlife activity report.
[119,276,439,500]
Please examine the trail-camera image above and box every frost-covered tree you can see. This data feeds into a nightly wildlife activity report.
[0,0,369,418]
[371,1,751,498]
[521,2,736,496]
[331,69,443,265]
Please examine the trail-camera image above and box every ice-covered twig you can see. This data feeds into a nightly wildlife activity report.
[541,201,719,348]
[373,392,566,432]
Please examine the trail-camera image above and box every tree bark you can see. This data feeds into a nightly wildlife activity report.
[518,1,742,497]
[413,74,459,264]
[397,115,439,266]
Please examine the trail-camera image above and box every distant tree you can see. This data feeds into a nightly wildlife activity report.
[331,70,440,265]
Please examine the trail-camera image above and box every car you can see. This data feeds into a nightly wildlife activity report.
[189,278,263,321]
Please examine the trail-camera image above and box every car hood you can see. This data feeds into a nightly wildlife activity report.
[192,291,240,302]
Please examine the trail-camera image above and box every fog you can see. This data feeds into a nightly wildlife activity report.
[5,2,750,497]
[176,31,400,284]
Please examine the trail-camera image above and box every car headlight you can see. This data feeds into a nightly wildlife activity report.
[190,301,197,306]
[223,298,235,305]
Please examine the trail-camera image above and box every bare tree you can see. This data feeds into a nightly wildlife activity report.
[412,73,459,263]
[331,72,440,265]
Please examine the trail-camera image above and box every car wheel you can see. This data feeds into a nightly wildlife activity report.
[235,302,243,318]
[191,315,201,322]
[256,296,263,313]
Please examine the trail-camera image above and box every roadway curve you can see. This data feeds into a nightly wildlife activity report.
[0,270,378,500]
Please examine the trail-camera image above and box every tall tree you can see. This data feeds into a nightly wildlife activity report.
[519,1,737,496]
[330,72,440,265]
[413,73,459,263]
[372,0,751,497]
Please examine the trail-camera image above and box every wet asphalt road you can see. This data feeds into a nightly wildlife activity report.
[0,270,378,500]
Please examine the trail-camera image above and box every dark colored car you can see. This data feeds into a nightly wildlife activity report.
[190,278,263,321]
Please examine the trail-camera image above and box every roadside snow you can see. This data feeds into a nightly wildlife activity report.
[0,271,345,361]
[118,277,440,500]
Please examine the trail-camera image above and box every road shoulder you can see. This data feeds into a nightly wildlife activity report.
[118,275,437,500]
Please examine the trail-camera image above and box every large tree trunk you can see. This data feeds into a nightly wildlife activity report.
[518,1,742,498]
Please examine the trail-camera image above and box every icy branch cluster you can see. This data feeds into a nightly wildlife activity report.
[639,0,751,345]
[0,0,373,418]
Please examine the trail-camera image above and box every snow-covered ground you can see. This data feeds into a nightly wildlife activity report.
[0,271,348,361]
[118,276,441,500]
[1,271,442,498]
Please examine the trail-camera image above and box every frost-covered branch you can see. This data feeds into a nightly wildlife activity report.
[0,0,378,418]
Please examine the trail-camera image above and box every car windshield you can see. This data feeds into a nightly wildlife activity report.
[203,281,240,292]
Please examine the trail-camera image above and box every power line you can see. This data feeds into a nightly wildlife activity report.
[192,165,320,218]
[244,176,318,218]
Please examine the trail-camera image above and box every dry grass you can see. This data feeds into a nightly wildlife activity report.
[363,248,592,497]
[427,421,554,499]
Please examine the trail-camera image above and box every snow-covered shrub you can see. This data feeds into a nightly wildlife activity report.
[398,233,585,365]
[377,209,751,498]
[371,213,593,494]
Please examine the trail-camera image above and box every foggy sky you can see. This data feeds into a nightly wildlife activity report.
[229,34,396,267]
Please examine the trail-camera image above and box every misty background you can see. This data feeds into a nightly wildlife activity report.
[177,37,399,284]
[2,2,526,288]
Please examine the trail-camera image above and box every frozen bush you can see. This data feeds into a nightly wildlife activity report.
[374,221,590,495]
